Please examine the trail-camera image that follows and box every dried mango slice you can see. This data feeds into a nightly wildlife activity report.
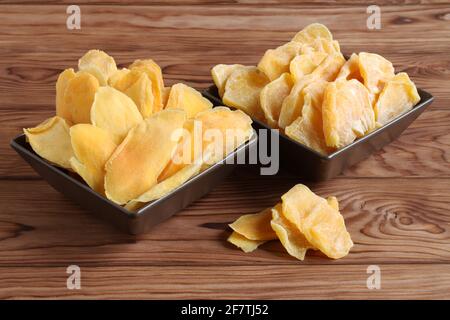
[78,50,117,86]
[374,72,420,125]
[229,206,277,241]
[223,67,270,121]
[270,203,312,261]
[63,71,100,124]
[211,64,245,97]
[358,52,394,98]
[322,79,375,148]
[257,41,303,81]
[302,38,340,56]
[23,116,74,169]
[260,73,294,128]
[90,86,143,144]
[336,53,363,82]
[281,184,353,259]
[129,59,164,113]
[292,23,333,44]
[165,83,213,118]
[279,52,345,129]
[104,109,186,204]
[69,124,117,194]
[56,68,76,122]
[227,232,266,253]
[289,52,327,82]
[109,68,154,118]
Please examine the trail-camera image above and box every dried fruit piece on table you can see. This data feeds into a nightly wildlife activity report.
[78,49,117,86]
[90,87,143,144]
[229,206,277,241]
[69,124,117,194]
[56,68,76,122]
[104,109,186,205]
[292,23,334,44]
[109,68,154,118]
[165,83,213,118]
[358,52,394,101]
[223,66,270,121]
[62,71,100,124]
[257,41,303,81]
[23,116,74,169]
[260,73,294,128]
[281,184,353,259]
[129,59,165,113]
[227,232,266,253]
[211,64,245,97]
[374,72,420,125]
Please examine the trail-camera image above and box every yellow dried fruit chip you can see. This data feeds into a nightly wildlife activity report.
[260,73,294,128]
[90,86,143,144]
[129,59,165,113]
[69,124,117,194]
[322,79,375,148]
[358,52,394,97]
[63,71,100,124]
[229,206,277,241]
[23,116,74,169]
[374,72,420,125]
[104,109,186,204]
[257,41,303,81]
[211,64,245,97]
[223,66,269,121]
[228,231,266,253]
[162,86,171,107]
[292,23,333,44]
[336,53,363,82]
[78,49,117,86]
[289,52,327,82]
[302,38,340,56]
[165,83,213,118]
[56,68,76,122]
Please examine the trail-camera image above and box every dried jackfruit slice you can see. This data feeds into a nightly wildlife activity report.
[289,52,327,82]
[223,67,270,121]
[358,52,394,98]
[227,232,266,253]
[279,52,345,129]
[165,83,213,118]
[292,23,333,44]
[257,41,303,81]
[211,64,245,97]
[69,124,117,194]
[104,109,186,205]
[229,206,277,241]
[129,59,165,113]
[374,72,420,125]
[322,79,375,148]
[23,116,74,169]
[336,53,363,82]
[260,73,294,128]
[281,184,353,259]
[56,68,76,122]
[90,86,143,144]
[78,49,117,86]
[109,68,154,118]
[63,71,100,124]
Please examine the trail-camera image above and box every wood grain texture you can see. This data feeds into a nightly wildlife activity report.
[0,2,449,299]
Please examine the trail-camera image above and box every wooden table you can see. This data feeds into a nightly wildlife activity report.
[0,1,449,299]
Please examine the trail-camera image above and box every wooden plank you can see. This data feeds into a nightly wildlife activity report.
[0,177,449,267]
[0,264,449,299]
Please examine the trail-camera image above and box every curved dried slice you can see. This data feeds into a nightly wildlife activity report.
[104,109,186,204]
[289,52,327,82]
[69,124,117,194]
[227,231,266,253]
[281,184,353,259]
[257,41,303,81]
[223,67,270,121]
[78,49,117,86]
[109,68,154,118]
[90,86,143,144]
[292,23,333,44]
[302,38,340,56]
[359,52,394,98]
[279,52,345,129]
[129,59,164,113]
[374,72,420,126]
[322,79,375,148]
[260,73,294,128]
[162,86,171,107]
[165,83,213,118]
[63,71,100,124]
[56,68,76,122]
[211,64,245,97]
[270,203,312,261]
[336,53,363,82]
[23,116,74,169]
[229,206,277,241]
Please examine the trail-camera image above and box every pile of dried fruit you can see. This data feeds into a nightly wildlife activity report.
[228,184,353,260]
[212,23,420,154]
[24,50,254,210]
